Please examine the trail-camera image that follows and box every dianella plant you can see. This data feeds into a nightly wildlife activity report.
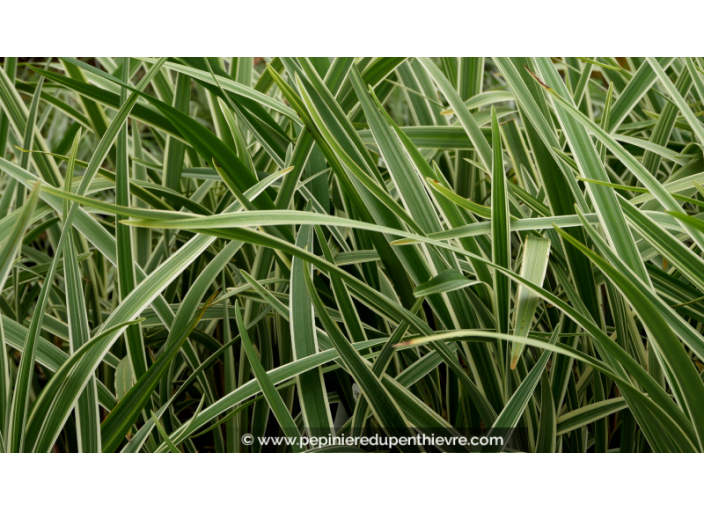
[1,57,704,453]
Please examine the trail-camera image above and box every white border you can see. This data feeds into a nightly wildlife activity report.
[0,454,699,507]
[0,0,698,54]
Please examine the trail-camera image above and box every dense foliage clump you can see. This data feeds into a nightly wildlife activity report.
[1,57,704,453]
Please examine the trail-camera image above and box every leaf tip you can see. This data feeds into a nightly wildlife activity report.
[523,64,551,91]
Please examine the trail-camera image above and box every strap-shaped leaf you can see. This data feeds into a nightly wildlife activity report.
[290,225,334,437]
[510,235,551,369]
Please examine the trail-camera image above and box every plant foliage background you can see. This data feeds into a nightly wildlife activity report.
[1,57,704,453]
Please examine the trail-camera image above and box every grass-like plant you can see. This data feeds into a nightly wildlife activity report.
[1,57,704,453]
